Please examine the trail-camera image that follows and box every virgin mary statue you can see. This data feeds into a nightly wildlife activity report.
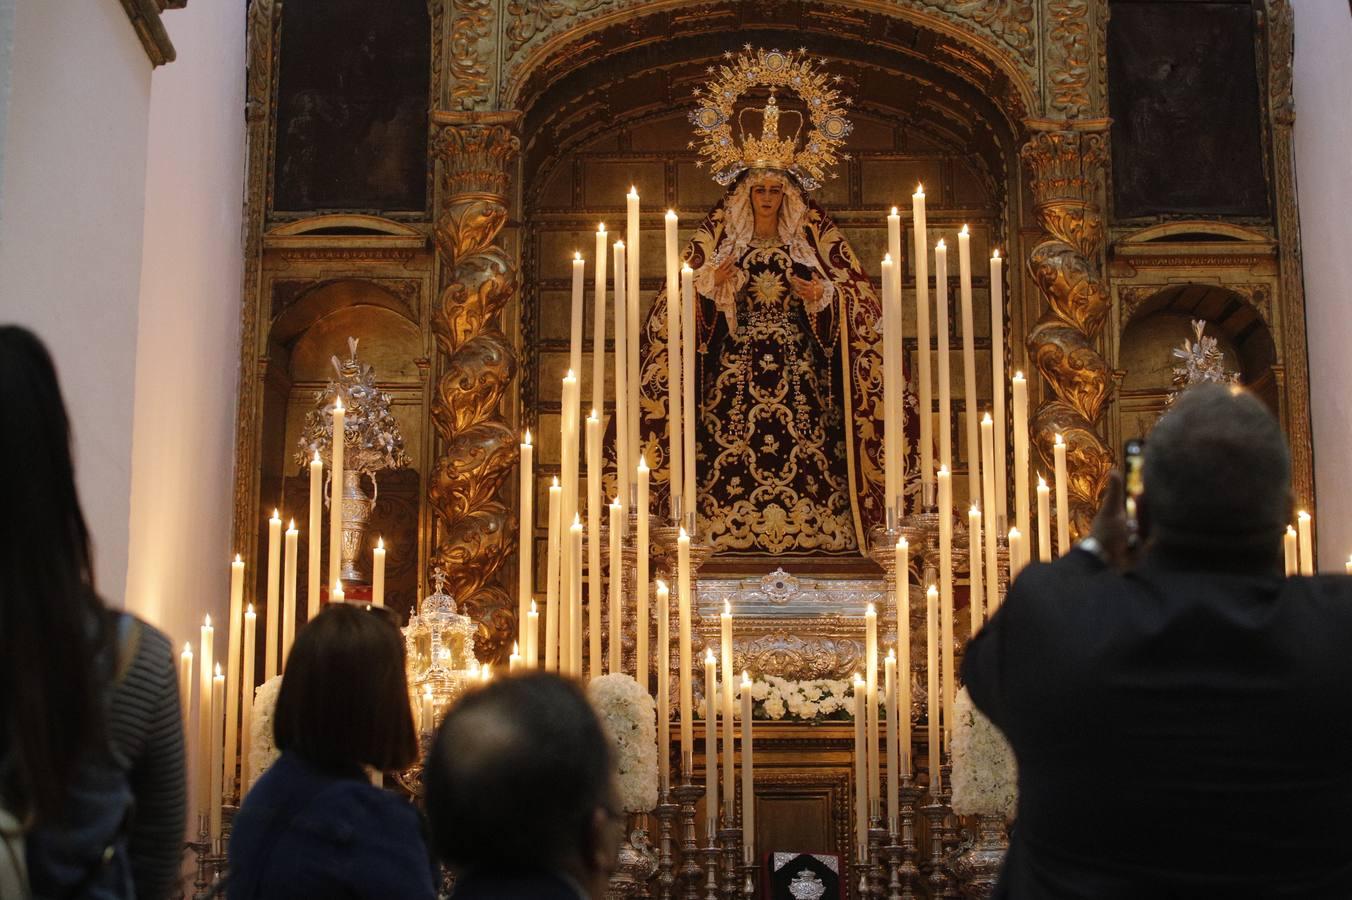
[631,49,918,558]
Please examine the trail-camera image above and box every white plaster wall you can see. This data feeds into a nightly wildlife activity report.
[0,0,152,604]
[0,0,16,217]
[1294,2,1352,571]
[124,2,246,645]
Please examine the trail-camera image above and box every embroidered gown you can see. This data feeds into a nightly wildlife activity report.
[697,239,857,555]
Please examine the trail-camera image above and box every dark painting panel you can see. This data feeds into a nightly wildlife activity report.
[274,0,430,212]
[1108,2,1269,219]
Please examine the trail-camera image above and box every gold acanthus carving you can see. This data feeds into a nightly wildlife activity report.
[1045,0,1094,117]
[428,116,521,664]
[448,0,494,107]
[1021,126,1112,537]
[736,632,865,683]
[502,0,1040,103]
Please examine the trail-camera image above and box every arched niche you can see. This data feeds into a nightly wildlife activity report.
[257,278,428,620]
[1118,283,1277,442]
[513,19,1030,571]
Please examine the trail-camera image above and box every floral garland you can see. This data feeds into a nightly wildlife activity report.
[249,674,284,784]
[949,687,1018,820]
[588,674,659,813]
[697,675,859,722]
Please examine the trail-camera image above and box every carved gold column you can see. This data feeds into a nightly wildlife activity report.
[1020,123,1112,537]
[428,111,521,663]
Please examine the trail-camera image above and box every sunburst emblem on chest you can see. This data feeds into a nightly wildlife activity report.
[788,869,827,900]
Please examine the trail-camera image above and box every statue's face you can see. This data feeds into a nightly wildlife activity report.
[750,180,785,221]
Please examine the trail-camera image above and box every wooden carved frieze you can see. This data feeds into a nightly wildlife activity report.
[448,0,495,108]
[429,113,521,663]
[1021,125,1112,537]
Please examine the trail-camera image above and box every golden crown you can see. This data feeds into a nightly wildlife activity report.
[689,46,853,190]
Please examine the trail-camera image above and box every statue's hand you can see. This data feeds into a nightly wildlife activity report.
[791,274,825,305]
[712,255,737,287]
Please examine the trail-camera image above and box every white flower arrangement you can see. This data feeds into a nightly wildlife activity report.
[697,675,857,722]
[588,674,659,813]
[949,687,1018,820]
[249,674,285,783]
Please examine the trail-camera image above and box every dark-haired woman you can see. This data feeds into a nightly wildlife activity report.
[228,602,436,900]
[0,325,187,899]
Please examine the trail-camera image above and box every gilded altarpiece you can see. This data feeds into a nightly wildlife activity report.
[229,0,1312,866]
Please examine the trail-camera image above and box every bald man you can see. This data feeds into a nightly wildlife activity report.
[963,384,1352,898]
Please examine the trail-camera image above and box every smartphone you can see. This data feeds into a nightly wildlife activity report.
[1123,438,1145,546]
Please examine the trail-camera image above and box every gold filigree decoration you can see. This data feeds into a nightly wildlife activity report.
[736,632,865,682]
[448,0,494,107]
[689,47,852,189]
[428,117,521,664]
[1021,127,1112,537]
[1045,0,1093,117]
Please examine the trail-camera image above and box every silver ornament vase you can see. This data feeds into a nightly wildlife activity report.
[607,814,658,900]
[951,814,1009,899]
[339,469,375,584]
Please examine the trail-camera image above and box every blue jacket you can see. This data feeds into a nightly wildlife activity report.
[227,751,437,900]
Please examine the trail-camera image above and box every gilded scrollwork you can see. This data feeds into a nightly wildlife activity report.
[448,0,495,108]
[1045,0,1093,117]
[429,114,522,663]
[1021,126,1112,537]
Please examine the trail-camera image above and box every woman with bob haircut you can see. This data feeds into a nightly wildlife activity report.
[228,602,435,900]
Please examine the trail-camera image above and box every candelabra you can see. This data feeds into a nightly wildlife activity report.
[672,781,706,900]
[717,824,741,900]
[186,811,228,900]
[654,789,680,900]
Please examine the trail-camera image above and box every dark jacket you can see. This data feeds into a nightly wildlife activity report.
[228,751,437,900]
[449,869,585,900]
[962,545,1352,899]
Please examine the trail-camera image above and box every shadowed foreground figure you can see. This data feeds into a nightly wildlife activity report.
[426,674,623,900]
[963,384,1352,899]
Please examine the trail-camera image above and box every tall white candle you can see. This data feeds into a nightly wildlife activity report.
[180,642,193,729]
[609,498,623,673]
[981,414,999,620]
[330,580,344,604]
[678,527,694,774]
[881,253,900,516]
[593,225,608,420]
[865,602,880,819]
[198,616,213,817]
[510,643,522,673]
[657,580,672,791]
[328,399,345,594]
[895,537,911,775]
[570,515,584,676]
[265,511,281,682]
[571,252,585,378]
[886,210,904,514]
[1009,527,1026,582]
[526,599,539,670]
[1054,434,1070,556]
[1037,476,1053,563]
[705,648,720,835]
[934,240,952,472]
[545,478,562,672]
[680,265,697,528]
[852,674,868,861]
[587,412,603,678]
[969,505,984,633]
[308,452,322,621]
[1298,510,1314,575]
[637,456,651,686]
[209,665,224,844]
[938,469,954,753]
[240,607,255,793]
[282,522,298,661]
[560,373,581,666]
[912,186,934,499]
[225,554,244,798]
[1012,370,1030,540]
[1285,525,1298,577]
[741,670,755,863]
[990,251,1008,527]
[626,188,642,479]
[666,211,684,520]
[519,430,533,651]
[721,601,735,819]
[925,585,940,794]
[371,536,386,610]
[958,227,981,508]
[884,650,898,832]
[613,241,630,516]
